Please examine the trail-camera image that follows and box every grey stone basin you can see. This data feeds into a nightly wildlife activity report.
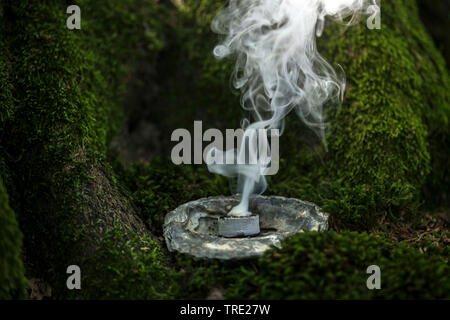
[163,195,329,260]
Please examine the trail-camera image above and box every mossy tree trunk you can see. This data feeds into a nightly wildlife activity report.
[314,0,449,227]
[0,0,173,298]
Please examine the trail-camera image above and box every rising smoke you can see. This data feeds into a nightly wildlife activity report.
[206,0,379,216]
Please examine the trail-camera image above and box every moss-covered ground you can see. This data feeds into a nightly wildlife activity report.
[0,0,448,299]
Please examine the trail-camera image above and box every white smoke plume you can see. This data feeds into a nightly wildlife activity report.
[207,0,379,216]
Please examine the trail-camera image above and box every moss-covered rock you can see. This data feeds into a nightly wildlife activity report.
[225,231,450,299]
[0,178,27,299]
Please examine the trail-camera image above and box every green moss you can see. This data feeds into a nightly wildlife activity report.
[314,0,449,225]
[0,0,171,297]
[71,226,179,300]
[173,254,242,299]
[225,231,450,299]
[0,178,27,299]
[171,230,449,300]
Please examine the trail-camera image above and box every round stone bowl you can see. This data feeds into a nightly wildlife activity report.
[163,195,329,260]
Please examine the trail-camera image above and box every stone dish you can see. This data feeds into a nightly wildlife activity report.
[163,195,329,260]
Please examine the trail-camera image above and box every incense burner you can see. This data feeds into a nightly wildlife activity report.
[163,195,328,260]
